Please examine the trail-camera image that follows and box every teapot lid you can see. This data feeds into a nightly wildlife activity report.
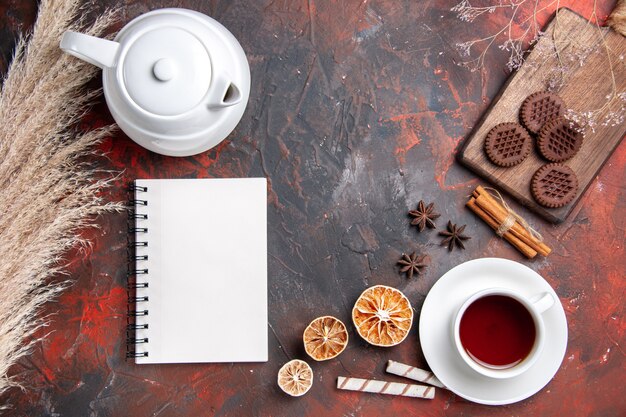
[120,27,211,116]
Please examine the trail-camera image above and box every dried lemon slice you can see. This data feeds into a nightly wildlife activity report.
[277,359,313,397]
[303,316,349,361]
[352,285,413,347]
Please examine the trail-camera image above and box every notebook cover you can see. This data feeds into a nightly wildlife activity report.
[131,178,268,364]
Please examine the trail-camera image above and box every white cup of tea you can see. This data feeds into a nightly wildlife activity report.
[452,287,556,379]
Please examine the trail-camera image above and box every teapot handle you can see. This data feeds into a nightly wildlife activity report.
[60,31,120,69]
[207,74,242,109]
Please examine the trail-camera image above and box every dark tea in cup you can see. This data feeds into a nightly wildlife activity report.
[459,295,536,369]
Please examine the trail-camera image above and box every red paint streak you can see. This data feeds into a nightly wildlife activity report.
[76,287,125,346]
[44,287,126,362]
[385,103,480,189]
[266,177,284,210]
[435,68,465,111]
[39,364,56,383]
[387,111,435,123]
[393,118,423,164]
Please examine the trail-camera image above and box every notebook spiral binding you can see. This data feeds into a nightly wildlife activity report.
[127,184,150,359]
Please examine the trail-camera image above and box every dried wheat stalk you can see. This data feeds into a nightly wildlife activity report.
[0,0,120,398]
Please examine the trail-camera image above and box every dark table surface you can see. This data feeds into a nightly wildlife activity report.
[1,0,625,416]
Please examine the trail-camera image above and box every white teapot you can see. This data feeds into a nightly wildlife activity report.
[60,8,250,157]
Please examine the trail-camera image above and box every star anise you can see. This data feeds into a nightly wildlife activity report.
[408,200,440,232]
[439,221,471,251]
[397,252,428,279]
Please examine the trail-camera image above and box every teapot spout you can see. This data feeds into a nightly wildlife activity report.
[60,31,120,69]
[207,74,242,109]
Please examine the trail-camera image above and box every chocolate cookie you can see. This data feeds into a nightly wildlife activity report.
[531,163,578,208]
[537,116,583,162]
[520,91,565,134]
[484,122,532,167]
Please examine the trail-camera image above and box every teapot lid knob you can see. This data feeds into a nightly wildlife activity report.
[121,27,211,116]
[153,58,176,82]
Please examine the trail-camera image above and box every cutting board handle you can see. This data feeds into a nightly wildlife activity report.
[608,0,626,36]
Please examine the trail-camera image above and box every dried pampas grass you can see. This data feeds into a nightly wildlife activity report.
[0,0,120,398]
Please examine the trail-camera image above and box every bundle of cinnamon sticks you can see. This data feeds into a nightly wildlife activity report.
[467,186,551,258]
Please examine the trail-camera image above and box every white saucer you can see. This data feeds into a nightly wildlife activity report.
[419,258,568,405]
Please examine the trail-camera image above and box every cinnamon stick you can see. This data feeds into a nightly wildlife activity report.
[474,194,549,256]
[466,198,537,258]
[473,187,551,256]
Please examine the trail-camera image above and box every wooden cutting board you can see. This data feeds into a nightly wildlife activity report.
[458,8,626,223]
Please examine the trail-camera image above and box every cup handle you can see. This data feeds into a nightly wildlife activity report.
[530,292,556,314]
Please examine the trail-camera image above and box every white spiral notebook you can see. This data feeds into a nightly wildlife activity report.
[128,178,268,364]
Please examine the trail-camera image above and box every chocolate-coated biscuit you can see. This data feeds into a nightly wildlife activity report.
[537,116,583,162]
[520,91,565,134]
[484,122,532,167]
[531,163,578,208]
